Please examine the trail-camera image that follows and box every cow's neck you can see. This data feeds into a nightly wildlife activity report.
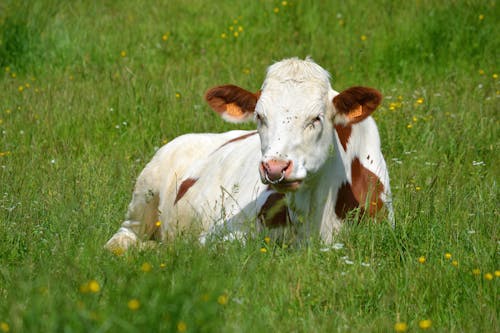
[286,139,347,243]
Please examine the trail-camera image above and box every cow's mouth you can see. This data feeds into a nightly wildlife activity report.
[270,180,302,192]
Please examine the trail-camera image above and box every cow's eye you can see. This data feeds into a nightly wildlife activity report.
[255,113,265,125]
[307,115,322,129]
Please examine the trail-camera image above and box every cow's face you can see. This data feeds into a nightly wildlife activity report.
[205,60,381,192]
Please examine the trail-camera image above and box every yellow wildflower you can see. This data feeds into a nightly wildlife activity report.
[264,236,271,244]
[478,69,485,75]
[493,73,498,79]
[128,298,140,310]
[120,51,127,57]
[273,7,280,13]
[418,319,432,330]
[472,268,481,275]
[282,1,288,6]
[494,270,500,277]
[394,322,408,332]
[416,97,424,104]
[233,31,239,38]
[217,294,229,305]
[160,263,167,269]
[162,33,169,41]
[418,256,426,264]
[141,262,152,272]
[221,32,227,39]
[0,322,9,332]
[88,280,100,293]
[360,35,367,41]
[484,273,493,280]
[155,220,161,227]
[260,247,268,253]
[177,321,187,332]
[18,85,24,92]
[451,260,458,267]
[407,124,413,129]
[444,253,452,260]
[479,14,485,20]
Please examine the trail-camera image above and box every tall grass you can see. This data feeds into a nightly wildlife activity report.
[0,0,498,332]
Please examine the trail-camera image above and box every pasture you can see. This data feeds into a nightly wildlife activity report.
[0,0,498,332]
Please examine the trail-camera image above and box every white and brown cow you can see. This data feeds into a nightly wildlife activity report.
[105,57,393,252]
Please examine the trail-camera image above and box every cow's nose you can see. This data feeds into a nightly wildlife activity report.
[260,159,292,183]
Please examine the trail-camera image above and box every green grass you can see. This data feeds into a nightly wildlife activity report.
[0,0,498,332]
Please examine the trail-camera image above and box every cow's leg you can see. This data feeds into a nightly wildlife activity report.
[105,172,161,253]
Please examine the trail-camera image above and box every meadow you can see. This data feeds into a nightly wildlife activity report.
[0,0,498,332]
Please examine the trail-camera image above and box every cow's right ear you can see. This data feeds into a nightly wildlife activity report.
[205,85,260,123]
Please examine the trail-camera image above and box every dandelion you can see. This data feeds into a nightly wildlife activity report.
[221,32,227,39]
[162,33,169,41]
[0,152,10,158]
[233,31,239,38]
[407,124,413,129]
[444,253,452,260]
[260,247,267,253]
[141,262,152,272]
[155,220,161,227]
[11,73,16,78]
[418,319,432,330]
[175,92,181,99]
[217,294,229,305]
[478,69,485,75]
[160,263,167,269]
[0,322,9,332]
[495,270,500,278]
[4,66,10,72]
[472,268,481,275]
[177,321,187,332]
[484,273,493,280]
[128,298,140,310]
[120,50,127,57]
[451,260,459,267]
[112,247,125,256]
[242,68,250,75]
[273,7,280,13]
[394,322,408,332]
[415,186,422,191]
[264,236,271,244]
[238,26,243,32]
[360,35,367,41]
[18,85,24,93]
[418,256,426,264]
[88,280,100,293]
[416,97,424,104]
[493,73,498,79]
[282,1,288,5]
[479,14,485,20]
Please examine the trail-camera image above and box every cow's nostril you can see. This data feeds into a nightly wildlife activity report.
[261,159,292,183]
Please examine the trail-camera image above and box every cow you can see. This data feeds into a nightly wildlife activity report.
[105,57,393,252]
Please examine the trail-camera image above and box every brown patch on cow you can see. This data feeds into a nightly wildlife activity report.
[335,182,361,219]
[258,191,289,228]
[174,178,198,205]
[350,157,384,215]
[333,86,382,124]
[335,125,352,151]
[205,85,259,115]
[217,131,258,150]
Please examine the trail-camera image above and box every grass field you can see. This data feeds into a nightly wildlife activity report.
[0,0,498,332]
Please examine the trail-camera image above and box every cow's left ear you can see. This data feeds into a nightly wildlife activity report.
[205,85,260,123]
[332,86,382,126]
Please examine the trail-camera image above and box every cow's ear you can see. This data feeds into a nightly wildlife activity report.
[205,85,260,123]
[332,86,382,125]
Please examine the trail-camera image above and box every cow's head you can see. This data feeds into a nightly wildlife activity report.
[205,58,382,192]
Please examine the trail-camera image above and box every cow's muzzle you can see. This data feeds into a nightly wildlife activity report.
[259,159,302,191]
